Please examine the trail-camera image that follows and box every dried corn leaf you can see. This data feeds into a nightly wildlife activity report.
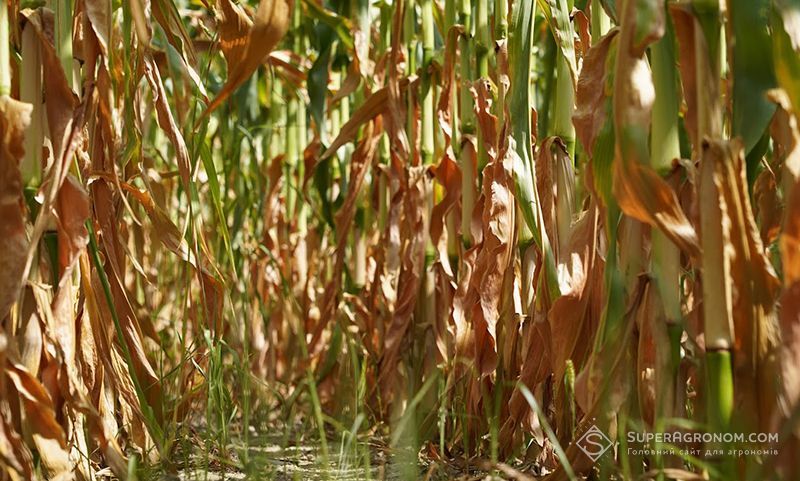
[204,0,292,118]
[613,0,699,259]
[5,362,72,479]
[0,97,31,319]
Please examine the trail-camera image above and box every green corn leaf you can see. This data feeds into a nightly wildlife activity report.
[730,0,776,154]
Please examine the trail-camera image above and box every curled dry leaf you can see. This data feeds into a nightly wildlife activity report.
[378,167,428,405]
[779,282,800,438]
[310,123,381,351]
[0,335,36,481]
[703,139,781,429]
[468,137,516,378]
[320,76,419,161]
[573,29,618,159]
[5,362,72,479]
[428,24,466,361]
[0,97,32,320]
[612,0,700,259]
[144,57,192,189]
[203,0,293,118]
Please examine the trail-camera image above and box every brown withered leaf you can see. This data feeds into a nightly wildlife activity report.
[20,9,80,175]
[754,167,782,247]
[573,8,592,60]
[320,76,419,161]
[5,362,72,478]
[436,25,465,146]
[469,137,516,377]
[499,315,552,455]
[0,97,32,320]
[573,29,618,158]
[55,175,90,274]
[116,180,226,335]
[78,255,142,478]
[321,88,389,161]
[471,79,499,160]
[22,9,77,159]
[770,91,800,286]
[612,0,699,259]
[378,166,427,406]
[90,178,164,423]
[82,0,111,54]
[705,139,781,430]
[669,3,722,148]
[548,205,602,388]
[19,9,88,291]
[430,141,461,361]
[548,280,647,481]
[331,60,361,105]
[782,135,800,285]
[536,136,575,261]
[547,204,605,439]
[430,24,466,337]
[668,4,698,146]
[310,123,381,352]
[637,282,659,427]
[144,57,192,190]
[203,0,292,118]
[778,282,800,437]
[49,175,90,413]
[0,335,35,481]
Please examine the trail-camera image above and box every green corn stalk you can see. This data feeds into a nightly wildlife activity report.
[459,0,475,245]
[691,0,734,476]
[509,0,559,304]
[591,0,611,42]
[553,58,575,151]
[421,0,436,320]
[20,22,43,188]
[405,0,416,155]
[0,0,8,97]
[269,79,285,161]
[421,0,435,167]
[445,0,459,258]
[550,0,577,157]
[474,0,490,184]
[495,0,508,127]
[286,91,300,219]
[378,4,391,232]
[53,0,74,90]
[649,7,683,475]
[285,3,306,223]
[563,359,576,440]
[445,0,459,151]
[475,0,489,79]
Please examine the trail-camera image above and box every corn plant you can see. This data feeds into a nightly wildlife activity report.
[0,0,799,479]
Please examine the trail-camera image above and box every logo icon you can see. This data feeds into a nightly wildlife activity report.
[575,424,614,462]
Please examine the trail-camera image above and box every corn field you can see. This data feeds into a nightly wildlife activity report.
[1,0,800,479]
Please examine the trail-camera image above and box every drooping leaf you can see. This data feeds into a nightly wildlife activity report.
[772,0,800,114]
[203,0,292,118]
[703,139,780,429]
[613,0,700,258]
[573,29,618,161]
[537,0,578,85]
[729,0,777,154]
[0,97,31,320]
